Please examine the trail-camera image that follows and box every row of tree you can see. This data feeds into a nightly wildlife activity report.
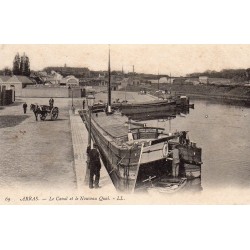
[13,53,31,76]
[187,68,250,82]
[1,53,31,76]
[0,67,12,76]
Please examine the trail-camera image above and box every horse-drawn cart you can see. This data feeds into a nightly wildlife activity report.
[30,104,59,121]
[39,105,59,121]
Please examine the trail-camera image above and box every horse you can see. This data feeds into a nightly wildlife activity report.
[30,104,41,121]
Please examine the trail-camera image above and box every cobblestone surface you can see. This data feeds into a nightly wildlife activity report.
[0,98,76,192]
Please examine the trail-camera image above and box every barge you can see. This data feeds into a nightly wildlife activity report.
[80,110,202,192]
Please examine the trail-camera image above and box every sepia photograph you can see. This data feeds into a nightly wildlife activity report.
[1,44,250,204]
[2,1,250,250]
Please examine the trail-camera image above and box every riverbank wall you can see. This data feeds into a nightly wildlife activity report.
[168,84,250,104]
[124,83,250,105]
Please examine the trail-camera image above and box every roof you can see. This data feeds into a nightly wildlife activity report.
[46,75,57,80]
[0,75,34,84]
[15,76,34,84]
[4,75,33,84]
[0,75,11,82]
[65,75,76,79]
[6,75,20,83]
[60,76,79,84]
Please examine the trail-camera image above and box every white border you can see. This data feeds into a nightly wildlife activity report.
[1,0,250,44]
[1,0,249,250]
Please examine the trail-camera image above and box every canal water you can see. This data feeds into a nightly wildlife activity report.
[140,99,250,192]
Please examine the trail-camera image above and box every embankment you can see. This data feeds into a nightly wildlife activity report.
[168,84,250,104]
[124,84,250,105]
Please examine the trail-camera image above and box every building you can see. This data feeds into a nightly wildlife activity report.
[0,84,14,105]
[199,76,209,84]
[45,71,63,85]
[0,75,34,96]
[120,77,141,88]
[80,76,120,90]
[149,77,174,84]
[173,77,186,84]
[132,78,141,85]
[60,75,79,87]
[208,78,231,85]
[44,66,90,78]
[185,78,200,85]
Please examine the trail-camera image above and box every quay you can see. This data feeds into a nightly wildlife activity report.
[0,97,117,193]
[69,108,116,193]
[0,91,153,193]
[0,90,153,195]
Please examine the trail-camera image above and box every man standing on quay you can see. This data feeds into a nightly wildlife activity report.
[23,102,27,114]
[88,143,102,189]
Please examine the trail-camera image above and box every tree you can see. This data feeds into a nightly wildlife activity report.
[20,53,30,76]
[20,54,25,75]
[246,68,250,83]
[13,53,21,75]
[24,56,30,76]
[3,67,12,76]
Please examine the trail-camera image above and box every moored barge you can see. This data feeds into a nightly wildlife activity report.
[80,110,202,192]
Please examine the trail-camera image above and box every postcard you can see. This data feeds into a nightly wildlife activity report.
[1,44,250,204]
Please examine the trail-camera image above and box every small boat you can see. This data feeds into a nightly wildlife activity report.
[117,99,177,115]
[128,110,177,121]
[184,163,201,179]
[175,95,190,107]
[147,177,187,194]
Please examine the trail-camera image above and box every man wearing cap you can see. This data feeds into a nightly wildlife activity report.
[88,143,102,189]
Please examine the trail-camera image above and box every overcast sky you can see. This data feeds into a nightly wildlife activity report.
[1,44,250,76]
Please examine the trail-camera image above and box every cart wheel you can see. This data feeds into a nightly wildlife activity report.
[51,107,59,120]
[40,114,46,121]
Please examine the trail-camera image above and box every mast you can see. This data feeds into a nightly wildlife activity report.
[169,72,172,94]
[158,70,160,99]
[107,45,112,113]
[124,65,127,101]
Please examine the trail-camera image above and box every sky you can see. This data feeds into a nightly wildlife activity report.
[1,44,250,76]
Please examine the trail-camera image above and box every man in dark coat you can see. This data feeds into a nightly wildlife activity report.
[34,104,39,121]
[49,98,54,109]
[23,102,27,114]
[88,143,102,189]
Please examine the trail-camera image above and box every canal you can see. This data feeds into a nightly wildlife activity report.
[140,99,250,192]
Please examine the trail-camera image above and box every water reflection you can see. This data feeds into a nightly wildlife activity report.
[184,177,203,192]
[129,107,190,122]
[135,177,202,195]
